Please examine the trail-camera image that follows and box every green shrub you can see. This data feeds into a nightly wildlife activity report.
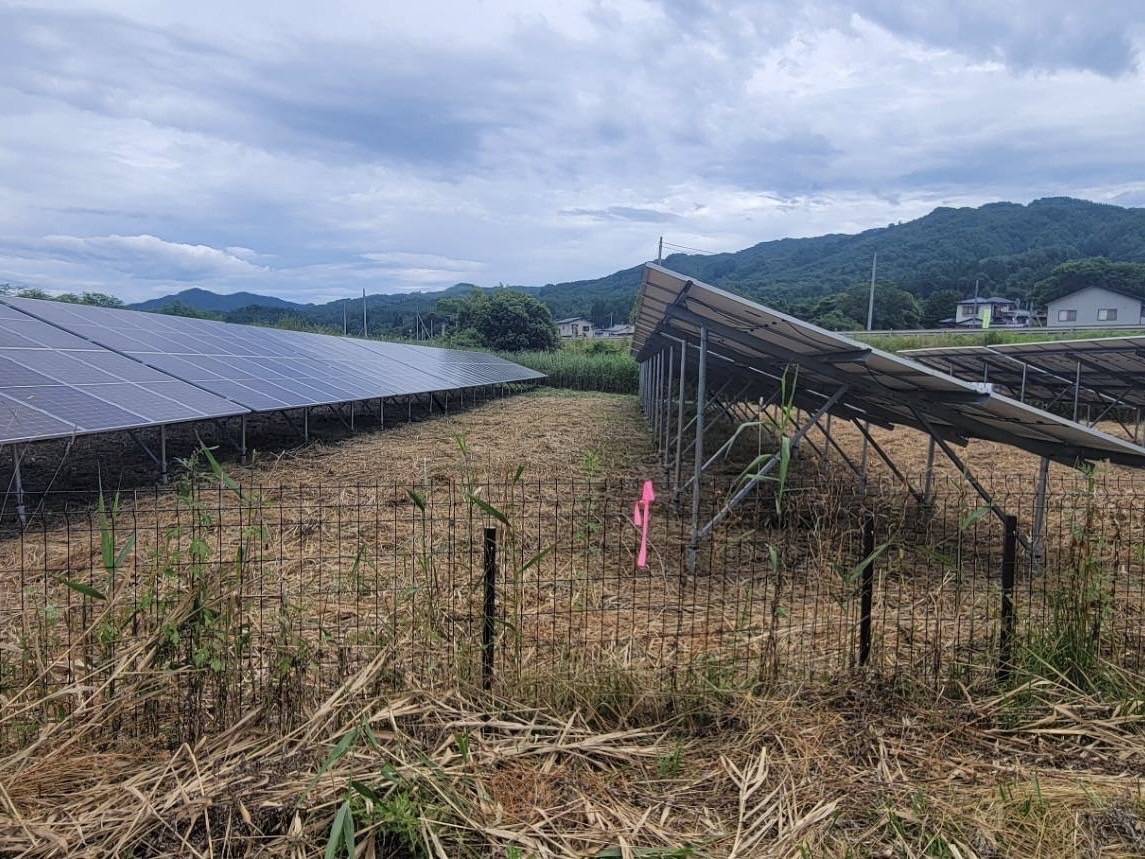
[507,348,638,393]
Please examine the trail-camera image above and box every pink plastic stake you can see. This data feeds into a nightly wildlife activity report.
[632,479,656,568]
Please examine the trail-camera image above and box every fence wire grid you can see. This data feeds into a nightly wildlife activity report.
[2,470,1143,749]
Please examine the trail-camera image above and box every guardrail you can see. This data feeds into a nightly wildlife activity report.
[843,325,1145,337]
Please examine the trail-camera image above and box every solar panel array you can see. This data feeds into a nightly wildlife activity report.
[633,264,1145,468]
[0,302,245,444]
[902,345,1111,407]
[0,297,543,445]
[904,337,1145,410]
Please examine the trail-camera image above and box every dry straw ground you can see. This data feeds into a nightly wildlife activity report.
[2,388,1144,857]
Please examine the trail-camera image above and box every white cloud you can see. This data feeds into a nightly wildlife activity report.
[0,1,1141,302]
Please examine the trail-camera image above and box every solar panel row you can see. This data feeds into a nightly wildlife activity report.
[633,264,1145,468]
[0,297,543,445]
[904,338,1145,410]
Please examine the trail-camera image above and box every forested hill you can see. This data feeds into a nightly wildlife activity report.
[535,197,1145,327]
[129,197,1145,333]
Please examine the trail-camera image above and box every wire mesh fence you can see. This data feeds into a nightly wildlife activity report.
[2,468,1142,750]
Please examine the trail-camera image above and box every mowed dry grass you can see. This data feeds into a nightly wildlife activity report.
[3,389,1145,857]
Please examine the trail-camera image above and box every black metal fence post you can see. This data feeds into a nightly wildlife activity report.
[482,526,497,691]
[997,514,1017,682]
[859,510,875,667]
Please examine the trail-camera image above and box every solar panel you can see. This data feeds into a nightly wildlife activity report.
[901,345,1111,407]
[989,336,1145,408]
[1,297,543,416]
[354,341,545,387]
[904,339,1145,411]
[0,305,246,444]
[633,264,1145,468]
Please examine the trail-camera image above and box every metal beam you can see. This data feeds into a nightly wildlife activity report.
[661,315,980,435]
[851,419,926,503]
[127,430,161,468]
[909,406,1033,554]
[674,338,687,492]
[159,424,167,484]
[696,385,848,543]
[12,445,27,528]
[813,418,864,479]
[1031,456,1050,564]
[688,324,708,571]
[679,385,782,495]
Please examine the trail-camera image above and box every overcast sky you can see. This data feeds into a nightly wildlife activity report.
[1,1,1143,304]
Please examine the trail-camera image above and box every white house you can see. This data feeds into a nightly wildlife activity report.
[954,296,1018,326]
[1046,286,1145,328]
[556,316,594,338]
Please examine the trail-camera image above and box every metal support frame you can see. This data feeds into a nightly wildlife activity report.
[664,345,668,467]
[675,377,732,440]
[851,419,925,503]
[813,417,864,478]
[674,338,687,492]
[130,426,169,483]
[12,445,27,528]
[923,437,936,505]
[678,382,752,464]
[128,430,162,469]
[687,325,708,571]
[679,385,782,495]
[240,414,248,463]
[653,351,663,449]
[159,424,167,484]
[997,514,1018,680]
[1073,360,1082,422]
[694,385,848,545]
[859,510,876,666]
[1031,456,1050,564]
[304,407,310,442]
[909,406,1033,554]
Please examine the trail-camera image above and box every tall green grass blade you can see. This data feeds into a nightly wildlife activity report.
[468,494,510,526]
[61,578,107,601]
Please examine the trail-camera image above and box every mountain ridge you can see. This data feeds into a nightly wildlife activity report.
[127,197,1145,332]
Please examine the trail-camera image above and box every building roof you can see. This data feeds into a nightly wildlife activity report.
[1046,285,1145,305]
[555,316,591,325]
[958,297,1015,305]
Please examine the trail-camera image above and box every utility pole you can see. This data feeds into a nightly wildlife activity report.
[866,252,877,330]
[342,301,348,335]
[657,236,663,265]
[860,252,876,492]
[362,289,368,338]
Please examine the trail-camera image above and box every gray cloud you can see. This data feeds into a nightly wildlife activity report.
[560,207,681,223]
[855,0,1142,77]
[0,1,1142,302]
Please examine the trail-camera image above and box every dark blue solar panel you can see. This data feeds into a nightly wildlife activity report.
[0,302,247,444]
[0,297,544,442]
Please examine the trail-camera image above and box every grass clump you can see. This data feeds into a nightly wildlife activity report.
[507,343,638,393]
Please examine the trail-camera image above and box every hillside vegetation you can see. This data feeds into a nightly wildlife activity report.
[116,197,1145,335]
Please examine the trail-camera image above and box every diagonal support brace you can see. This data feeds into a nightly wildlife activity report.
[695,385,848,544]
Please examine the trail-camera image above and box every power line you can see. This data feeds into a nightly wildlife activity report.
[661,240,719,255]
